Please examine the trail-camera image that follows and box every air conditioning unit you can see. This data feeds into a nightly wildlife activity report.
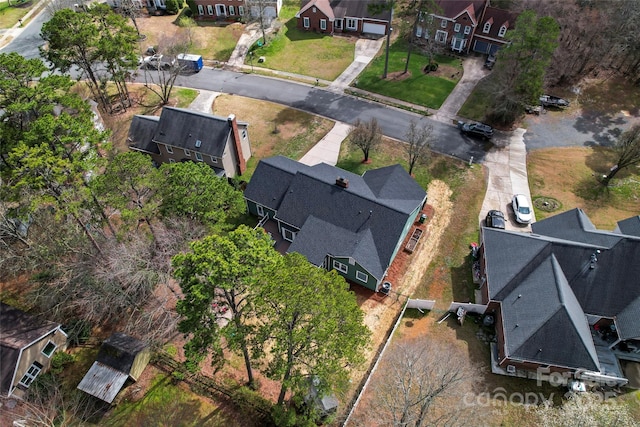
[506,365,516,374]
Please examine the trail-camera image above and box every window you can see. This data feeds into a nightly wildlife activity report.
[282,228,296,242]
[197,4,203,15]
[256,204,265,217]
[320,19,326,30]
[416,25,422,38]
[303,17,310,28]
[184,149,191,156]
[169,158,176,164]
[207,5,213,15]
[333,260,348,274]
[498,25,507,37]
[483,22,491,33]
[346,18,357,30]
[454,23,461,32]
[239,5,244,15]
[464,25,471,35]
[19,362,42,388]
[435,30,447,43]
[312,6,316,12]
[229,5,234,15]
[335,19,342,29]
[210,155,217,163]
[215,4,226,16]
[242,130,247,140]
[195,139,202,148]
[42,341,57,358]
[440,19,447,28]
[165,145,173,154]
[356,271,368,283]
[195,152,203,161]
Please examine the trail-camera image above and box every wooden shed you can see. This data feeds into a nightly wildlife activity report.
[77,333,150,403]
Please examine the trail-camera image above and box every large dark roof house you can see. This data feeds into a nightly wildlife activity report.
[77,332,151,403]
[415,0,516,55]
[296,0,391,37]
[128,107,251,178]
[244,156,427,292]
[0,303,68,398]
[479,208,640,387]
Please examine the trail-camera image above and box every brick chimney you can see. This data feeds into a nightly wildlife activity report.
[228,114,246,175]
[335,176,349,188]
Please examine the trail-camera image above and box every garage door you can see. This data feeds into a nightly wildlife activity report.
[473,40,489,54]
[363,22,386,35]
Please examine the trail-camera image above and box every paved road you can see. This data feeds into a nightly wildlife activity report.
[172,69,491,163]
[0,8,49,59]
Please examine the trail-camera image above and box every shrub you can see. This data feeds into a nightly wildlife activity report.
[185,0,197,15]
[165,0,180,15]
[50,351,75,375]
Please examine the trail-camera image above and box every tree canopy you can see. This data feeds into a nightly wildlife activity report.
[487,11,560,124]
[40,5,138,114]
[602,124,640,186]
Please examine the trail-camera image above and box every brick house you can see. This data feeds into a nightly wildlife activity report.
[296,0,391,36]
[128,107,251,178]
[415,0,516,54]
[190,0,282,23]
[480,209,640,387]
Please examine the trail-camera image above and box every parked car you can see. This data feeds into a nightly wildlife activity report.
[485,210,506,229]
[142,54,175,70]
[458,121,494,139]
[511,194,532,224]
[484,54,496,70]
[539,95,570,108]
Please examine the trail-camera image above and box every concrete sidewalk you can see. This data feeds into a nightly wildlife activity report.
[328,38,384,93]
[299,122,352,166]
[188,90,220,113]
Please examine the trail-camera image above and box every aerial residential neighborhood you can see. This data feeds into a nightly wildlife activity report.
[0,0,639,426]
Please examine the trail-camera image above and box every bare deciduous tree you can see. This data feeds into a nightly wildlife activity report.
[349,118,383,163]
[405,120,432,175]
[363,338,483,427]
[602,124,640,186]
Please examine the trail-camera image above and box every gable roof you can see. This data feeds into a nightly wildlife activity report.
[299,0,391,21]
[246,156,426,280]
[616,215,640,237]
[500,255,599,371]
[0,303,65,395]
[152,107,241,158]
[299,0,335,20]
[435,0,485,22]
[483,208,640,371]
[477,6,515,39]
[96,332,147,374]
[128,115,160,154]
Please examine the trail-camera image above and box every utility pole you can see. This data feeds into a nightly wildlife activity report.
[383,7,394,79]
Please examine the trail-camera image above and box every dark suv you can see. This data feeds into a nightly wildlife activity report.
[457,121,494,140]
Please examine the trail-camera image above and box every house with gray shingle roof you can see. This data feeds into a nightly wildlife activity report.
[128,107,251,178]
[244,156,427,291]
[480,208,640,386]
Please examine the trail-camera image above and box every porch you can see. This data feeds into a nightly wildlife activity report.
[257,218,291,255]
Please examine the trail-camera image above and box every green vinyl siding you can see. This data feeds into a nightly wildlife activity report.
[329,256,378,291]
[245,199,276,219]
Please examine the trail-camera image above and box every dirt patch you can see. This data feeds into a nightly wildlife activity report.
[427,64,462,81]
[385,70,412,81]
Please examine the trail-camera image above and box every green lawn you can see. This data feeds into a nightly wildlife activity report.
[457,76,492,121]
[0,0,32,29]
[102,374,242,427]
[246,3,355,80]
[355,41,462,109]
[174,88,199,108]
